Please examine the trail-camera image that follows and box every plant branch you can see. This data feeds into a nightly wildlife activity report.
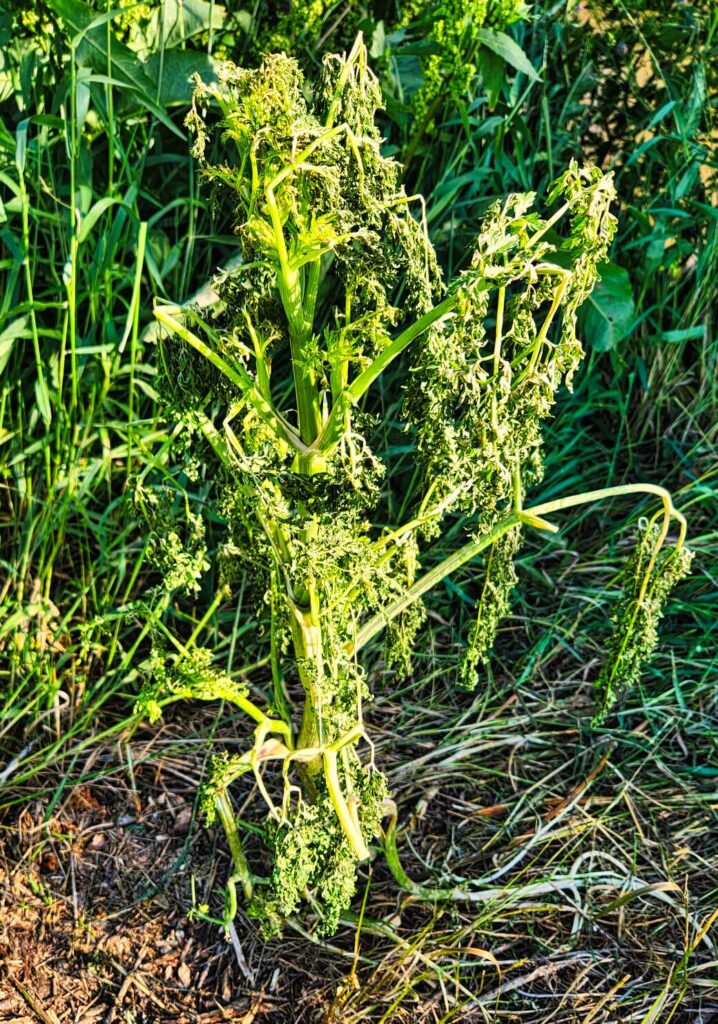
[351,514,521,653]
[352,482,686,654]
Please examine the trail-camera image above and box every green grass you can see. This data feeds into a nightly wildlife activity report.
[0,4,206,788]
[0,0,717,1020]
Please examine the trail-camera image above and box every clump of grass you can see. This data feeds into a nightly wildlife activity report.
[0,0,226,793]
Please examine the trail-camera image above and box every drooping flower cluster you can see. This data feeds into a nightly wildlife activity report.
[593,522,694,725]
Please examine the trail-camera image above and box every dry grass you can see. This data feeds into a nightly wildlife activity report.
[2,600,716,1024]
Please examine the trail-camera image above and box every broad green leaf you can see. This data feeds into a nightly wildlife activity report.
[142,0,226,53]
[45,0,184,138]
[478,47,507,109]
[370,19,386,59]
[35,375,52,427]
[0,315,27,374]
[15,118,28,173]
[580,262,635,352]
[683,63,706,138]
[145,50,219,108]
[77,196,135,243]
[0,605,47,639]
[1,227,24,263]
[646,99,677,130]
[474,28,540,82]
[661,326,704,344]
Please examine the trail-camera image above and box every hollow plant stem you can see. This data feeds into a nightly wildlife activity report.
[214,791,253,904]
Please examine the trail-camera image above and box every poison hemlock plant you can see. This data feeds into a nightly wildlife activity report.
[136,39,691,936]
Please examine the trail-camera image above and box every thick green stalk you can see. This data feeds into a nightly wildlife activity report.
[290,603,325,767]
[288,603,371,860]
[214,791,253,904]
[323,728,371,861]
[266,188,323,445]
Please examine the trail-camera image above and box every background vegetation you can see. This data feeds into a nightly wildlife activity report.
[0,0,716,1020]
